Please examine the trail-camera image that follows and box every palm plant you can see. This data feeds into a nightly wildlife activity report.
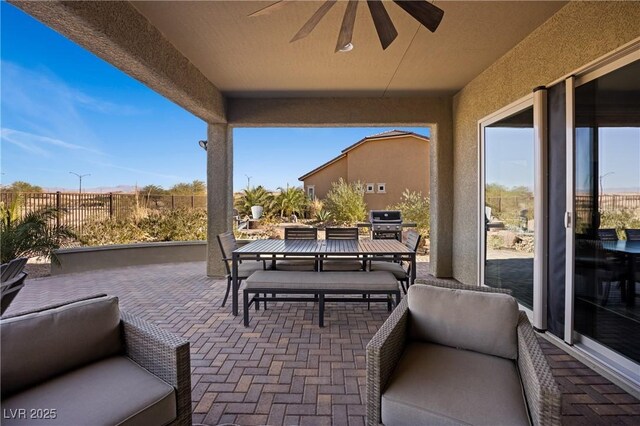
[234,186,275,217]
[0,197,75,264]
[275,186,306,218]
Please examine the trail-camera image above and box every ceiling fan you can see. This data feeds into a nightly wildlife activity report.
[249,0,444,52]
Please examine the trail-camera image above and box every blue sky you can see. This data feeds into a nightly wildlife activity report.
[0,4,427,192]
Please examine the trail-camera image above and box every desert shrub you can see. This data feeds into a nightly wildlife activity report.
[324,178,367,225]
[80,219,151,246]
[487,234,504,250]
[307,198,324,219]
[388,189,430,239]
[316,209,332,223]
[599,208,640,239]
[140,209,207,241]
[80,208,207,246]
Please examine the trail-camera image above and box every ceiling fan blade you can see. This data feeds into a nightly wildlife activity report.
[290,0,337,43]
[393,0,444,33]
[248,1,291,18]
[366,0,398,50]
[335,0,359,52]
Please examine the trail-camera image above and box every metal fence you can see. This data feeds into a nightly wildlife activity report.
[487,194,640,213]
[0,192,207,235]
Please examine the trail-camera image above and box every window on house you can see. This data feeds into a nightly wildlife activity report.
[307,186,315,199]
[366,183,375,193]
[377,183,386,193]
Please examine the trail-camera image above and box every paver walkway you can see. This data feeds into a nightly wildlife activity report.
[5,261,639,425]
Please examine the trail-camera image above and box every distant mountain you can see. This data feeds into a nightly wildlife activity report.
[44,185,138,194]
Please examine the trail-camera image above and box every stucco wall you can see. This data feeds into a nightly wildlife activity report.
[452,2,640,284]
[302,156,348,200]
[347,136,430,210]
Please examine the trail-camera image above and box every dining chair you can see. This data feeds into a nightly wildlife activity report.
[276,227,318,271]
[217,232,265,307]
[370,230,421,293]
[322,227,363,271]
[624,229,640,241]
[598,228,618,241]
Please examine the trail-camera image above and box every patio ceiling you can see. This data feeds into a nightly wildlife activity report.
[131,1,566,98]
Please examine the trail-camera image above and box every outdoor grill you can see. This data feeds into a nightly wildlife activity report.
[369,210,403,241]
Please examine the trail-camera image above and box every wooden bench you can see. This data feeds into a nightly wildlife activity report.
[243,271,401,327]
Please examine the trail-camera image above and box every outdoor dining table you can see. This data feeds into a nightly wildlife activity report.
[231,238,416,316]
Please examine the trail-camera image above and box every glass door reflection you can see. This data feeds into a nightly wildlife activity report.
[484,107,535,308]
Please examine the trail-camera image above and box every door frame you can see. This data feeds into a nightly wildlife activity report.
[478,95,542,321]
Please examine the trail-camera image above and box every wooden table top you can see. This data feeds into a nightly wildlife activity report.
[234,239,413,255]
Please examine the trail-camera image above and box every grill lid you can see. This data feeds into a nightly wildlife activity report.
[369,210,402,223]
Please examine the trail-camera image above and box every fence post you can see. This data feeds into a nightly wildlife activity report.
[109,193,114,218]
[172,195,175,210]
[55,191,61,228]
[191,195,194,208]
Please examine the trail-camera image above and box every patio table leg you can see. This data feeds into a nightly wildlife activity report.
[232,253,239,316]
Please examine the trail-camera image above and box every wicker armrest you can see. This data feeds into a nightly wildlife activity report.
[517,312,561,426]
[121,312,192,426]
[366,298,409,426]
[414,278,513,295]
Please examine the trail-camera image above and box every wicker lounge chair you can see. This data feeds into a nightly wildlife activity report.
[1,294,191,425]
[366,280,561,426]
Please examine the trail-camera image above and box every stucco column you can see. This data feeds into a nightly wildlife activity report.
[207,123,233,277]
[429,119,454,277]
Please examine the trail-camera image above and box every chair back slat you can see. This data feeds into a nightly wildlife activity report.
[1,272,27,315]
[404,230,421,252]
[325,227,359,240]
[625,229,640,241]
[1,258,28,283]
[285,227,318,240]
[598,228,618,241]
[216,232,237,275]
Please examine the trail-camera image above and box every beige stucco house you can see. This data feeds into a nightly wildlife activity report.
[299,130,429,210]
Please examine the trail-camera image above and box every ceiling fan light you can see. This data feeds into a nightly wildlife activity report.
[339,42,354,52]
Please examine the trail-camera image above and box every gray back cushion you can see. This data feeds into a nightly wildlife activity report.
[408,284,519,359]
[1,295,123,397]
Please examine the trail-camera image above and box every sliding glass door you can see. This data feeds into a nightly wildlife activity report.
[571,58,640,364]
[482,105,535,309]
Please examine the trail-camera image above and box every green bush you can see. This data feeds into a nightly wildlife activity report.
[599,208,640,239]
[80,208,207,246]
[234,186,276,217]
[388,189,430,239]
[80,219,151,246]
[140,209,207,241]
[324,178,367,225]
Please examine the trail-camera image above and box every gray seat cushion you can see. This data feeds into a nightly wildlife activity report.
[382,342,529,426]
[1,295,122,397]
[408,284,519,359]
[237,261,265,279]
[321,259,363,271]
[2,356,176,426]
[370,261,407,279]
[276,259,316,271]
[245,271,398,291]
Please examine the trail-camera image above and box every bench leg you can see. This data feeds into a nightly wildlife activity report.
[319,293,325,328]
[243,291,250,327]
[395,291,401,307]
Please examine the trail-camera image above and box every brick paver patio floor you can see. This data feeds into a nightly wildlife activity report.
[5,261,639,425]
